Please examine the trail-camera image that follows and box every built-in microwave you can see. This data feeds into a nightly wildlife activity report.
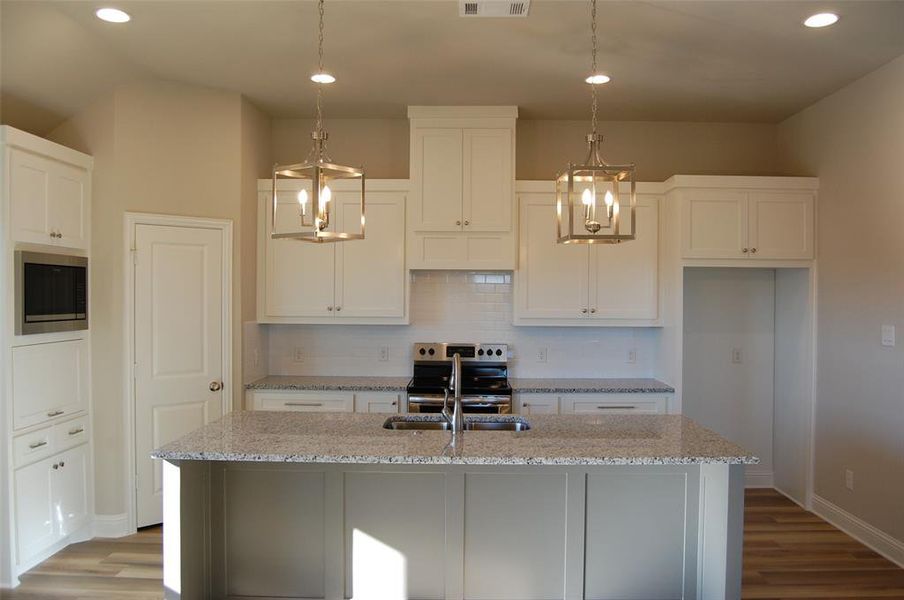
[15,251,88,335]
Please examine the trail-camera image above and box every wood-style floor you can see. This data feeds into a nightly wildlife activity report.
[2,489,902,599]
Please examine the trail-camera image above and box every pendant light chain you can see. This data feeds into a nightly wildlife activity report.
[590,0,598,135]
[315,0,326,138]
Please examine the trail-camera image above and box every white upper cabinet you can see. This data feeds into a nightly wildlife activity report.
[674,176,816,260]
[258,180,408,324]
[407,106,517,269]
[8,140,91,250]
[514,183,661,326]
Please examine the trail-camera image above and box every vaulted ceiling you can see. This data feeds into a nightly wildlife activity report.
[3,0,904,134]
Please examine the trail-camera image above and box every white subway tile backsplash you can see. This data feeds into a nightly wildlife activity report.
[264,271,661,378]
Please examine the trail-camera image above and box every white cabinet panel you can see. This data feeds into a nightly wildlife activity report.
[590,196,659,320]
[252,390,354,413]
[9,148,89,249]
[464,472,569,599]
[335,192,406,318]
[53,445,90,538]
[12,339,88,429]
[14,458,56,564]
[516,196,589,319]
[748,192,814,259]
[53,415,89,453]
[354,392,401,414]
[463,129,512,232]
[345,472,447,599]
[12,427,55,469]
[517,393,559,415]
[681,191,748,259]
[561,394,667,415]
[585,471,691,599]
[413,128,463,231]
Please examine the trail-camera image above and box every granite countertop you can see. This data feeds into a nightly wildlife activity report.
[152,412,757,466]
[246,375,675,394]
[510,378,674,394]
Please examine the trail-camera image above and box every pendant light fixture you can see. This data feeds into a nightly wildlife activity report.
[555,0,635,244]
[271,0,365,243]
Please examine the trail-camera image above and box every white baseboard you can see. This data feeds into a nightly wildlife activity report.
[745,469,774,488]
[811,494,904,569]
[93,513,132,538]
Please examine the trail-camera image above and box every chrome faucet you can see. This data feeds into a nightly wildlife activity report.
[442,353,464,434]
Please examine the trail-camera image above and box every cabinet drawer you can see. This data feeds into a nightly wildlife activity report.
[516,394,560,415]
[12,338,88,430]
[54,415,89,452]
[253,391,354,413]
[13,427,56,469]
[562,394,667,415]
[354,392,401,413]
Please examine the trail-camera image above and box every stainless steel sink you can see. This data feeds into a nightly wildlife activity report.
[383,416,531,432]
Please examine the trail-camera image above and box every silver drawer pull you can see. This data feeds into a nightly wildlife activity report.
[69,427,85,436]
[29,440,48,449]
[47,410,64,417]
[596,405,636,410]
[284,402,323,407]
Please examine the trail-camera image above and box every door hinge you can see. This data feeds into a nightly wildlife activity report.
[131,248,138,265]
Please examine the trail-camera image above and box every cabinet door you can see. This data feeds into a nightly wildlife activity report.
[517,394,559,415]
[14,457,56,564]
[9,149,52,245]
[53,445,90,537]
[589,196,659,320]
[463,129,512,232]
[354,392,401,413]
[12,339,89,429]
[681,190,748,258]
[412,128,463,231]
[748,192,814,259]
[264,191,335,317]
[515,194,590,319]
[47,162,89,249]
[335,192,406,318]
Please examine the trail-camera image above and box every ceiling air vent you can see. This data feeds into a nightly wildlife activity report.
[459,0,531,17]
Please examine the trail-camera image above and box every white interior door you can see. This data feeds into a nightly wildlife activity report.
[134,223,226,527]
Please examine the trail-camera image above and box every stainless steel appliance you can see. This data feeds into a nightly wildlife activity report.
[15,251,88,335]
[406,343,512,414]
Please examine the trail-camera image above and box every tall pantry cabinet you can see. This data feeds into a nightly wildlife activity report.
[1,126,95,587]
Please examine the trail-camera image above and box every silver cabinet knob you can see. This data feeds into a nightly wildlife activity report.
[590,308,597,314]
[455,220,462,226]
[581,308,589,314]
[742,248,749,253]
[52,464,59,470]
[464,220,470,226]
[327,306,333,311]
[750,248,758,254]
[59,461,65,468]
[335,306,342,312]
[209,381,223,392]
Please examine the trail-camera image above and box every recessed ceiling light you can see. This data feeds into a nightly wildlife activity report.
[95,7,131,23]
[585,74,611,85]
[804,12,839,28]
[310,72,336,84]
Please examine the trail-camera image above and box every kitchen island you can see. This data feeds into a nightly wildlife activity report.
[153,412,756,600]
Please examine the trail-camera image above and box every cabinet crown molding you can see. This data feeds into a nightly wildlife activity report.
[664,175,819,192]
[407,105,518,120]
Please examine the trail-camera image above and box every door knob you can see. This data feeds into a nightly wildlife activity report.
[209,381,223,392]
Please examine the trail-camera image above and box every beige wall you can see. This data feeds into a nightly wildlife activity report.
[48,81,270,517]
[778,55,904,543]
[272,117,780,181]
[241,98,272,322]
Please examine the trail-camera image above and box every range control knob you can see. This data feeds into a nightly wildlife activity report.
[495,349,503,356]
[478,349,485,356]
[419,348,427,356]
[428,348,435,356]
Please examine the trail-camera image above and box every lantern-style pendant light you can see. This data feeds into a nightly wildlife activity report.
[271,0,364,243]
[555,0,635,244]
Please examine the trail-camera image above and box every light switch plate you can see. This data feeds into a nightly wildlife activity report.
[881,325,895,347]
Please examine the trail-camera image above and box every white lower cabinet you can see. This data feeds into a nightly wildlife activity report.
[561,394,668,415]
[250,390,354,413]
[516,393,560,415]
[13,442,89,566]
[353,392,401,414]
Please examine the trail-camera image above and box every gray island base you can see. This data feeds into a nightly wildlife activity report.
[153,412,756,600]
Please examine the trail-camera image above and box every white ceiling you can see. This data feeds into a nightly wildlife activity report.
[3,0,904,133]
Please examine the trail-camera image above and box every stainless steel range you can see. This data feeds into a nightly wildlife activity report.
[406,343,512,414]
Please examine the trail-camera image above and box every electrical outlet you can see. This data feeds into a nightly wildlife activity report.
[293,347,304,363]
[730,348,742,364]
[844,469,854,491]
[537,347,547,363]
[626,349,637,364]
[378,346,390,362]
[881,324,896,347]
